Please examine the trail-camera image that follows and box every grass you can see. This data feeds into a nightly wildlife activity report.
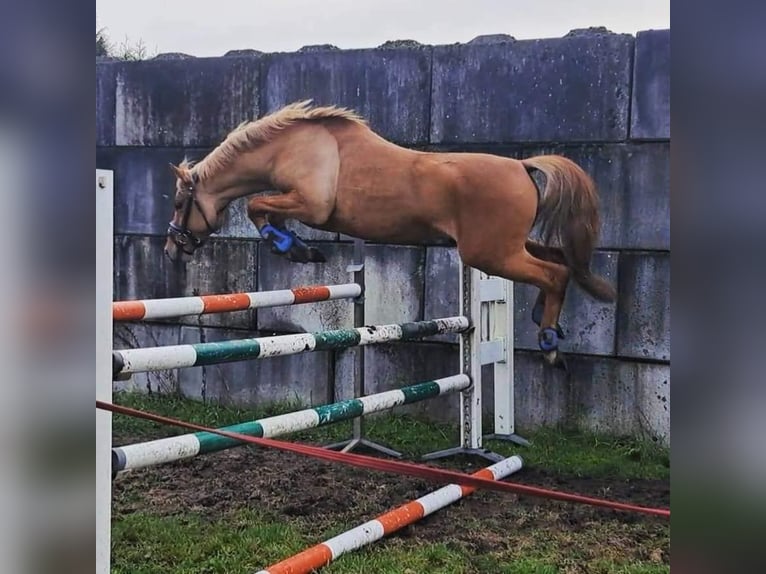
[110,392,670,574]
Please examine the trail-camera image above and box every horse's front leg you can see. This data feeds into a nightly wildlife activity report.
[245,194,326,263]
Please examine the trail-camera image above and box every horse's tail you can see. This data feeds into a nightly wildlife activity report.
[521,155,617,302]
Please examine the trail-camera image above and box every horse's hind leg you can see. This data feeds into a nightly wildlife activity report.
[489,247,571,368]
[525,240,569,337]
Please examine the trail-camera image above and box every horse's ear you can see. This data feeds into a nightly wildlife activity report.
[169,163,184,179]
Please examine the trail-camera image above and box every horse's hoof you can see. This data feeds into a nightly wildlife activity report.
[543,350,558,365]
[543,350,569,372]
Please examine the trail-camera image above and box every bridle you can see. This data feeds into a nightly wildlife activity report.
[167,172,217,253]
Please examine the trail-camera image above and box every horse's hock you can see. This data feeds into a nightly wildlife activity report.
[97,27,670,445]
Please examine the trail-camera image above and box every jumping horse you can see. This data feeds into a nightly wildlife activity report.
[164,101,616,368]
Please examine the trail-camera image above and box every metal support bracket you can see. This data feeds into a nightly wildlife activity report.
[325,238,402,458]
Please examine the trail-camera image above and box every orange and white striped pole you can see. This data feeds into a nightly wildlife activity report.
[255,455,523,574]
[112,283,361,321]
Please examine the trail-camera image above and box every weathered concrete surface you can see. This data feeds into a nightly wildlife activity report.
[616,252,670,361]
[115,56,261,146]
[262,47,432,144]
[100,147,201,235]
[513,351,669,443]
[423,246,460,343]
[96,63,116,146]
[177,238,258,330]
[113,322,181,394]
[519,143,670,250]
[630,29,670,140]
[216,197,257,239]
[364,245,425,325]
[178,326,332,406]
[629,361,670,444]
[113,235,187,302]
[101,29,671,443]
[431,32,634,143]
[114,235,258,330]
[257,243,356,332]
[333,342,466,422]
[513,251,618,356]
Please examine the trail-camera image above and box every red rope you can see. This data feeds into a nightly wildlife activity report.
[98,400,670,519]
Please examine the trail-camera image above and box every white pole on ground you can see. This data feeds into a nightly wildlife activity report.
[96,170,113,574]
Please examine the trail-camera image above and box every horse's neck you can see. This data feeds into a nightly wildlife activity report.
[204,146,276,204]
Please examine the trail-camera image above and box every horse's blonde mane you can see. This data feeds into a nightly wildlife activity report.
[191,100,367,180]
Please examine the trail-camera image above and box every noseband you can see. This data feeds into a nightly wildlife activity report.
[167,172,217,252]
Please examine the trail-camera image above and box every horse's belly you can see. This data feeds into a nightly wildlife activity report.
[324,209,451,245]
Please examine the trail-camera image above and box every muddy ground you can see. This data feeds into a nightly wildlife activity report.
[112,435,670,568]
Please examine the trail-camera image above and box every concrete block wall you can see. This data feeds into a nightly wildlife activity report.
[98,27,670,444]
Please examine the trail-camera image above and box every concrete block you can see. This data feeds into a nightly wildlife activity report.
[113,235,187,302]
[514,351,670,443]
[257,243,356,332]
[364,245,425,325]
[357,342,465,422]
[512,351,570,429]
[114,235,258,330]
[96,62,116,146]
[176,238,258,330]
[107,147,193,235]
[423,246,460,343]
[630,361,670,444]
[178,326,332,407]
[217,197,257,239]
[512,351,669,444]
[616,252,670,361]
[520,143,669,250]
[631,30,670,140]
[262,47,432,144]
[513,251,618,356]
[431,31,633,143]
[115,56,261,147]
[113,322,181,394]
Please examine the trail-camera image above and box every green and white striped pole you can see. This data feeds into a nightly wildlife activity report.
[113,316,469,378]
[112,374,470,474]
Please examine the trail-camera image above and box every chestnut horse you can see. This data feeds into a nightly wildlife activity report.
[164,100,615,367]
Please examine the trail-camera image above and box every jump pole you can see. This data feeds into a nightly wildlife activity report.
[112,283,361,321]
[255,455,524,574]
[112,374,470,474]
[96,170,113,574]
[112,316,469,378]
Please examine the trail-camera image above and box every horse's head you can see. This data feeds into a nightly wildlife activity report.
[163,163,220,262]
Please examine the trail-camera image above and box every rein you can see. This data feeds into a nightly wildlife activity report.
[167,171,217,252]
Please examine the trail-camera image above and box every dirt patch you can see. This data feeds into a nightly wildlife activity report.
[113,434,670,567]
